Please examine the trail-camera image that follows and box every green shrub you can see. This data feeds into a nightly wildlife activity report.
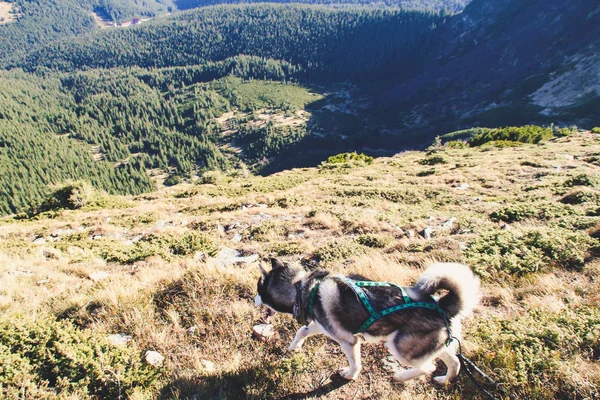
[0,314,159,399]
[248,221,289,242]
[313,240,364,263]
[418,155,447,165]
[490,205,537,223]
[469,125,553,147]
[472,306,600,398]
[563,174,598,188]
[521,160,545,168]
[170,232,219,257]
[416,169,435,177]
[480,140,522,148]
[356,234,394,248]
[36,181,96,212]
[267,241,306,256]
[592,127,600,134]
[321,152,373,167]
[445,140,468,149]
[465,228,598,278]
[164,174,182,186]
[560,189,600,205]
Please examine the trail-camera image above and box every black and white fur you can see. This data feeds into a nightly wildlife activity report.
[255,259,480,383]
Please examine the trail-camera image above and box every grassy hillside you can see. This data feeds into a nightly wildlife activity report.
[1,130,598,399]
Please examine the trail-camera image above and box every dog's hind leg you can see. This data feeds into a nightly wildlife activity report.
[338,338,362,380]
[433,346,460,385]
[386,335,436,382]
[289,321,324,351]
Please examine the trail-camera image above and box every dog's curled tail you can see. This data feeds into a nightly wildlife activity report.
[415,263,480,319]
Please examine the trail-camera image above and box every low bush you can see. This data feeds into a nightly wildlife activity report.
[418,155,447,165]
[560,189,600,205]
[490,205,537,223]
[320,152,374,171]
[469,125,553,147]
[0,314,159,399]
[563,174,598,188]
[445,140,468,149]
[471,306,600,398]
[313,239,364,263]
[465,228,598,278]
[356,234,394,248]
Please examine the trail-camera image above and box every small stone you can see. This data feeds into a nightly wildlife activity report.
[456,183,469,190]
[408,229,415,238]
[145,350,165,367]
[252,324,275,342]
[231,233,243,242]
[33,237,46,245]
[42,248,61,260]
[423,227,433,240]
[107,333,132,346]
[217,225,225,236]
[501,223,511,231]
[441,217,456,230]
[92,235,103,240]
[186,326,197,335]
[37,277,50,286]
[89,271,110,282]
[200,359,216,372]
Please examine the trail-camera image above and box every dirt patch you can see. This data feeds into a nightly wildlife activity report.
[0,2,19,24]
[91,11,115,28]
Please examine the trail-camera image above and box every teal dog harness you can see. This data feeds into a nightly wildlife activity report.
[338,277,450,335]
[301,276,452,344]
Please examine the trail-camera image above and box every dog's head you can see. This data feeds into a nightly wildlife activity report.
[254,258,305,322]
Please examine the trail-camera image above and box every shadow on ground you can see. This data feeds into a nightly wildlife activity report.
[159,368,351,400]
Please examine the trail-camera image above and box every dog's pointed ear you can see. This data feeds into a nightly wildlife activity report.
[270,257,285,269]
[258,263,269,278]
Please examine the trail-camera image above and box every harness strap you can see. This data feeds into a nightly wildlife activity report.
[338,277,450,336]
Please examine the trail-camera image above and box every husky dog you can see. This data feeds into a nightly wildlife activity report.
[254,259,480,383]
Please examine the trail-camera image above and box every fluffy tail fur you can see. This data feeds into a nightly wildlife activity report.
[415,263,480,319]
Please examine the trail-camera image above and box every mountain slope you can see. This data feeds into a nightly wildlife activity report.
[379,0,600,131]
[0,131,598,399]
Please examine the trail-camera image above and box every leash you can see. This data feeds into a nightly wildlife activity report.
[452,336,508,400]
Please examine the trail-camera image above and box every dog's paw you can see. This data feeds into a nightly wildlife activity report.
[339,367,359,380]
[288,343,303,352]
[433,375,449,385]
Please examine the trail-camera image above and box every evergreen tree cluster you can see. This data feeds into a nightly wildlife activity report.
[14,4,446,83]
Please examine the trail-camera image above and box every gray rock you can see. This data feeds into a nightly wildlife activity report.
[33,237,46,245]
[441,217,457,230]
[214,247,258,266]
[252,324,275,342]
[423,227,433,240]
[145,350,165,367]
[231,233,243,242]
[42,248,61,260]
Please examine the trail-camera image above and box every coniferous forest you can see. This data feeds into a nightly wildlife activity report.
[1,0,599,215]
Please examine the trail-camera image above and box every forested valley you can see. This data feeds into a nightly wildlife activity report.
[0,0,599,216]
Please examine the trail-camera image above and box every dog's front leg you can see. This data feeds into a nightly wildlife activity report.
[289,321,323,351]
[338,339,362,380]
